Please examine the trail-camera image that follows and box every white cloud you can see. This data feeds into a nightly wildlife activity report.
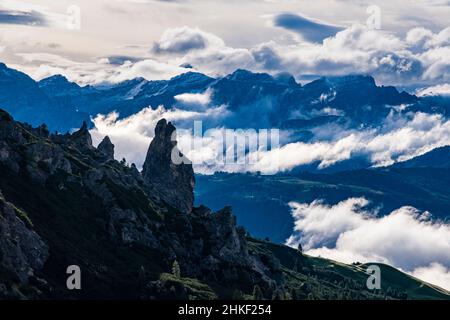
[406,26,450,49]
[250,112,450,173]
[250,24,426,85]
[15,53,190,85]
[107,59,188,82]
[174,89,212,110]
[411,263,450,291]
[6,23,449,89]
[285,198,450,291]
[416,83,450,96]
[420,46,450,81]
[153,26,225,54]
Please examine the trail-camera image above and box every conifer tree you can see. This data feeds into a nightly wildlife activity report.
[252,285,264,300]
[172,260,181,278]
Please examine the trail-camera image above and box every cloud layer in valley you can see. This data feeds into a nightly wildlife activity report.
[248,111,450,173]
[285,198,450,291]
[90,104,450,175]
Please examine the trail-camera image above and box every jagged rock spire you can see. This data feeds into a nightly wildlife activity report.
[70,121,94,150]
[97,135,114,160]
[142,119,194,213]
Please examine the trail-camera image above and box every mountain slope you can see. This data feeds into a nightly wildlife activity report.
[391,146,450,168]
[0,108,447,299]
[0,63,89,132]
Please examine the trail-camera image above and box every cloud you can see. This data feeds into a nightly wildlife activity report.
[416,83,450,96]
[0,0,71,29]
[249,112,450,173]
[406,26,450,50]
[107,59,189,82]
[179,45,255,76]
[0,9,47,26]
[273,13,343,42]
[104,55,144,65]
[9,23,450,89]
[251,24,424,84]
[410,263,450,291]
[285,198,450,290]
[167,24,424,84]
[152,26,225,54]
[420,46,450,81]
[17,52,190,85]
[174,89,212,110]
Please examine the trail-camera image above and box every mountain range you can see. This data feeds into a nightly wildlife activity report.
[2,62,448,133]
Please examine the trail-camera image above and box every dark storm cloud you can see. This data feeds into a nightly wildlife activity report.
[106,55,144,65]
[0,10,47,26]
[274,13,343,42]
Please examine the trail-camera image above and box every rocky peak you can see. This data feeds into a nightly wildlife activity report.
[70,121,94,151]
[97,136,114,160]
[228,69,274,83]
[142,119,195,213]
[0,109,13,123]
[274,72,298,87]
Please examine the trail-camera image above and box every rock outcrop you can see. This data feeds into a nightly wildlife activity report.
[70,121,94,151]
[97,136,115,160]
[142,119,195,213]
[0,191,49,296]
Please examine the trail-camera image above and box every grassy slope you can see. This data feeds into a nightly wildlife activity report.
[248,239,450,300]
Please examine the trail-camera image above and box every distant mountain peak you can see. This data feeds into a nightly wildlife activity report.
[274,72,298,86]
[322,74,376,88]
[41,74,68,81]
[169,71,212,84]
[391,145,450,169]
[228,69,275,83]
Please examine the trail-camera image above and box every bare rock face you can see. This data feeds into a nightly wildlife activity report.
[142,119,195,213]
[0,191,49,286]
[70,121,94,151]
[97,136,114,160]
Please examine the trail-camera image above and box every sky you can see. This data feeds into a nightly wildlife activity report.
[0,0,449,89]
